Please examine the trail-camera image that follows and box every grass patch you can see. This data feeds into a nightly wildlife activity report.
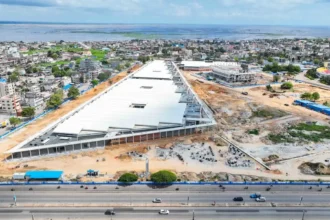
[268,134,295,144]
[252,108,287,119]
[91,49,107,61]
[247,129,259,135]
[268,122,330,144]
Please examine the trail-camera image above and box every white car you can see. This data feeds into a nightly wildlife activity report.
[159,210,170,215]
[256,197,266,202]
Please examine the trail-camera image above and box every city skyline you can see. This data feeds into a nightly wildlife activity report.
[0,0,330,26]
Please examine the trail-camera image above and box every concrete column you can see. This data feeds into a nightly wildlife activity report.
[29,151,32,157]
[20,152,23,158]
[38,149,41,156]
[11,154,13,160]
[47,148,49,154]
[153,133,155,140]
[80,143,82,150]
[125,137,127,143]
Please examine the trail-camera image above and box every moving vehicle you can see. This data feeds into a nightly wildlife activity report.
[152,198,162,203]
[105,210,116,215]
[250,192,261,199]
[256,197,266,202]
[233,197,244,202]
[159,210,170,215]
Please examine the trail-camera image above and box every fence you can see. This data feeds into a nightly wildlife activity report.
[1,181,330,186]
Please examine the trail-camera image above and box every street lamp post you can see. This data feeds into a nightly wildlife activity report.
[299,196,303,205]
[192,210,195,220]
[302,210,305,220]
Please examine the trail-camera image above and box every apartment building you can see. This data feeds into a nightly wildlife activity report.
[0,79,15,97]
[0,95,22,116]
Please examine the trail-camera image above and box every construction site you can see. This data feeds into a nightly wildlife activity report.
[2,61,330,182]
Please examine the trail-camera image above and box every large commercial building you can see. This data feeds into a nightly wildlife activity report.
[210,66,255,83]
[7,60,216,160]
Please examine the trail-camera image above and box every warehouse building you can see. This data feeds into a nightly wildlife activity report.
[6,60,216,160]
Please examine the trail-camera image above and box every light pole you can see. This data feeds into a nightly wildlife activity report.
[192,210,195,220]
[187,196,189,205]
[299,196,303,205]
[302,210,305,220]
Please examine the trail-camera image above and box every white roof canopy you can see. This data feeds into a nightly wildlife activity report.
[53,61,186,135]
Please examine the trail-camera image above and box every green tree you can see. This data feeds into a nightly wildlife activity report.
[21,107,35,119]
[323,101,330,107]
[68,86,80,99]
[91,79,99,87]
[118,173,138,183]
[150,170,177,183]
[305,68,318,80]
[280,82,293,90]
[267,57,274,62]
[8,73,19,82]
[125,62,131,68]
[32,67,39,73]
[301,92,313,100]
[176,57,183,62]
[312,92,320,101]
[314,59,320,65]
[257,59,264,65]
[47,93,63,109]
[52,66,60,73]
[98,72,110,82]
[9,117,21,127]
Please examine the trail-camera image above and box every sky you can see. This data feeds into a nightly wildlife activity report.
[0,0,329,26]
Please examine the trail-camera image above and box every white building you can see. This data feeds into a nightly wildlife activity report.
[0,79,15,98]
[0,95,22,116]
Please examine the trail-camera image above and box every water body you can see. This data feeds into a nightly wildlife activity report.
[0,22,330,42]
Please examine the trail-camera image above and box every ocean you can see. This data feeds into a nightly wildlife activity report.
[0,22,330,42]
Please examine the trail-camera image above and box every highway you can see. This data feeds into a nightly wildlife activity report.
[2,191,330,204]
[0,184,330,219]
[0,207,328,220]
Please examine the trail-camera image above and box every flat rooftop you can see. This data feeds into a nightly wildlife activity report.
[53,60,186,136]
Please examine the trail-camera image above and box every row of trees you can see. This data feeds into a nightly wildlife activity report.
[118,170,177,183]
[263,63,301,74]
[301,92,320,101]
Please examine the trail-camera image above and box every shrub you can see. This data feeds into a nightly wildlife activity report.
[150,170,177,183]
[118,173,138,183]
[280,82,293,90]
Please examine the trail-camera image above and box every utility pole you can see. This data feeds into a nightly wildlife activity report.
[302,210,305,220]
[13,194,16,206]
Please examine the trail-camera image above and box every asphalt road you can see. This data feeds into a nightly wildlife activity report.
[0,207,328,220]
[1,191,330,204]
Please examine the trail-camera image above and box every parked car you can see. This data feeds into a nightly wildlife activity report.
[105,210,116,215]
[242,92,248,95]
[159,210,170,215]
[250,193,261,199]
[152,198,162,203]
[233,197,244,202]
[256,197,266,202]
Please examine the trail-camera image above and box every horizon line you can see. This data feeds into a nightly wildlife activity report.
[0,20,329,28]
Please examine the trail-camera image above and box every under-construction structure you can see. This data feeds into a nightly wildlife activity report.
[210,65,256,83]
[6,60,216,160]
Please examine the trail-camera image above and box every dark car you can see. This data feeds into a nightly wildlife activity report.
[233,197,244,202]
[105,210,116,215]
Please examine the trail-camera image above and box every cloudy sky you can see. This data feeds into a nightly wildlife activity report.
[0,0,329,25]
